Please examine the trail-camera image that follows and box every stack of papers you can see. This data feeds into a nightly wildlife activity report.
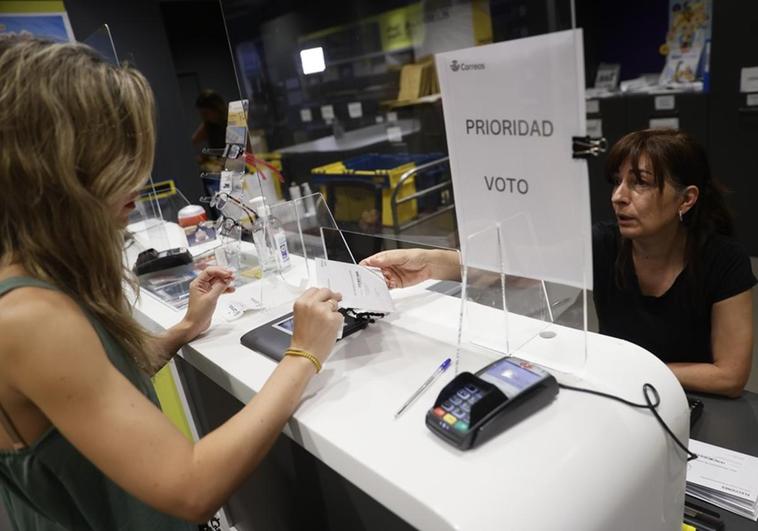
[686,439,758,521]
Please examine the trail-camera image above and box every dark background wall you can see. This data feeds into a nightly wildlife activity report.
[160,1,240,160]
[64,0,204,202]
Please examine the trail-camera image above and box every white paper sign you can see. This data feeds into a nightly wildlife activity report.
[747,93,758,107]
[740,66,758,93]
[348,102,363,118]
[436,29,592,288]
[320,104,335,120]
[386,126,403,143]
[649,117,679,130]
[654,95,676,111]
[594,62,620,90]
[315,259,395,313]
[586,118,603,138]
[300,108,313,122]
[586,99,599,115]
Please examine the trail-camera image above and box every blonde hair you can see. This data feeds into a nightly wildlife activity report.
[0,36,156,370]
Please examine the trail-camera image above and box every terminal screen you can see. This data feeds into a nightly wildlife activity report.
[480,358,542,398]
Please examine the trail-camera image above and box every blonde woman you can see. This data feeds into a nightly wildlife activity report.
[0,36,344,529]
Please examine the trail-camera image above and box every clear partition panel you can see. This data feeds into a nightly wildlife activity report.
[455,224,510,374]
[211,191,343,312]
[203,1,592,370]
[82,24,118,65]
[458,219,589,376]
[214,0,579,247]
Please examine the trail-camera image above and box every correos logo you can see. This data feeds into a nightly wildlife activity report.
[450,59,485,72]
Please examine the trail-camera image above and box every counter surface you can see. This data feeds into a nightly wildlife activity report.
[133,260,689,531]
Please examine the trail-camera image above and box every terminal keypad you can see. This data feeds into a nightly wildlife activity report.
[433,384,485,432]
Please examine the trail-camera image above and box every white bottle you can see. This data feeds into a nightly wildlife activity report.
[289,183,302,202]
[301,182,317,216]
[250,196,290,273]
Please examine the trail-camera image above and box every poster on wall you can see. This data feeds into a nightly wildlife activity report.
[435,29,592,289]
[0,0,74,43]
[659,0,712,85]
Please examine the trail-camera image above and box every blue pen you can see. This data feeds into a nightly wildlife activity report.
[394,358,452,418]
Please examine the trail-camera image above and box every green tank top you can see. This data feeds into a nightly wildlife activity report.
[0,277,196,531]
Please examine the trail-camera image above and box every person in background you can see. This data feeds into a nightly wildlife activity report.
[0,36,343,530]
[362,129,756,398]
[192,89,228,174]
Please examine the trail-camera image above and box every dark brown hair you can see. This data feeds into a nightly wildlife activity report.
[605,129,733,290]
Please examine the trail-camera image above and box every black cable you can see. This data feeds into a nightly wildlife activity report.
[559,382,698,461]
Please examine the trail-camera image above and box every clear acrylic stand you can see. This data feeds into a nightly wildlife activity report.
[456,221,589,377]
[82,24,119,65]
[208,191,343,312]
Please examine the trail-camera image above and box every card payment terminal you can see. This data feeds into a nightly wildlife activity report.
[426,356,558,450]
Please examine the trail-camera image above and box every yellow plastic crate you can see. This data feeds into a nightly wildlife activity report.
[311,158,419,227]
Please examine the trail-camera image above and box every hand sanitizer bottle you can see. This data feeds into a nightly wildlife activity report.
[250,196,290,273]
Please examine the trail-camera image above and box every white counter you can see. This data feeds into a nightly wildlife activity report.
[133,258,689,531]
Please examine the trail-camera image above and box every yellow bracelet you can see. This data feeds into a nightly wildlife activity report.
[285,348,322,373]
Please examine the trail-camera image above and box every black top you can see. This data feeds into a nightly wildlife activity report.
[204,120,227,149]
[592,222,756,364]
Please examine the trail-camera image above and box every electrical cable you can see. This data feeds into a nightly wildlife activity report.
[558,382,698,461]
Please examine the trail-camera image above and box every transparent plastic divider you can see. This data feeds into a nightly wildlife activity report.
[457,222,589,377]
[82,24,119,65]
[126,177,175,259]
[226,192,342,311]
[306,228,464,365]
[455,224,511,374]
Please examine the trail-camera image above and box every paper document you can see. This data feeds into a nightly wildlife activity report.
[686,439,758,521]
[315,258,395,313]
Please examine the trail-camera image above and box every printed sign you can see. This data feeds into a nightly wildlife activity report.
[386,126,403,143]
[436,29,592,288]
[649,117,679,130]
[741,66,758,93]
[654,95,676,111]
[594,63,620,90]
[586,118,603,138]
[320,105,335,121]
[348,102,363,118]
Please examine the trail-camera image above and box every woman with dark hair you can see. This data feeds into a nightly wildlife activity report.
[361,129,756,397]
[593,129,754,397]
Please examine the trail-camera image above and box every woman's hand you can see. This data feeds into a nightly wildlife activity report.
[290,288,344,365]
[360,249,461,289]
[183,266,236,340]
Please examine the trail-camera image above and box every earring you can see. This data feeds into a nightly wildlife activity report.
[678,210,684,222]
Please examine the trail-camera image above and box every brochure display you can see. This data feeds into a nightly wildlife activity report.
[436,30,592,372]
